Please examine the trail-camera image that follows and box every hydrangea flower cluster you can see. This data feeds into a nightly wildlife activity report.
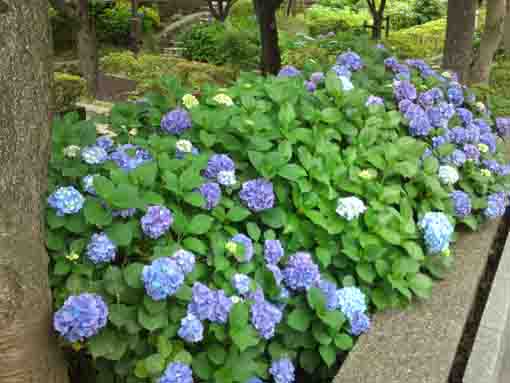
[283,252,320,291]
[366,95,384,107]
[239,179,275,212]
[63,145,81,158]
[269,358,295,383]
[317,279,340,311]
[86,233,117,264]
[264,239,284,265]
[188,282,233,324]
[228,233,254,262]
[142,258,184,301]
[81,145,108,165]
[96,136,114,151]
[175,139,199,159]
[172,249,195,275]
[337,51,363,71]
[438,165,459,185]
[161,108,192,135]
[310,71,325,84]
[277,65,301,78]
[178,313,204,343]
[331,64,351,78]
[157,363,193,383]
[251,298,283,339]
[48,186,85,216]
[82,174,97,195]
[110,144,152,172]
[419,212,454,254]
[198,182,221,210]
[336,196,367,221]
[337,286,368,320]
[349,311,371,336]
[232,273,251,295]
[484,192,508,218]
[496,117,510,138]
[450,190,472,218]
[213,93,234,106]
[393,80,417,102]
[182,94,199,109]
[53,293,108,342]
[204,154,235,181]
[141,205,173,239]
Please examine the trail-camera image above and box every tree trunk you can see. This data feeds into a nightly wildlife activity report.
[372,14,383,40]
[470,0,506,84]
[442,0,477,82]
[77,0,98,97]
[0,1,69,383]
[503,0,510,55]
[257,0,283,75]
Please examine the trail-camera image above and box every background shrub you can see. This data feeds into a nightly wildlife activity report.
[305,5,369,35]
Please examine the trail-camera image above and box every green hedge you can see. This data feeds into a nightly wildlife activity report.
[53,72,86,112]
[305,5,370,35]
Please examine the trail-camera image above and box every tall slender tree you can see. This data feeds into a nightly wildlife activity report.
[254,0,285,75]
[366,0,387,40]
[0,1,69,382]
[442,0,477,82]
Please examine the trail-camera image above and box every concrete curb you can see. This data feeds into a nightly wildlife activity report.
[333,219,502,383]
[463,228,510,383]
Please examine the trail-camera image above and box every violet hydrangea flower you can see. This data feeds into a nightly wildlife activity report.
[310,72,325,84]
[112,208,137,218]
[204,154,235,180]
[264,239,284,265]
[393,80,417,101]
[270,358,295,383]
[305,81,317,93]
[250,298,283,339]
[484,192,507,219]
[349,311,371,336]
[157,363,193,383]
[48,186,85,216]
[142,257,184,301]
[444,149,467,167]
[211,289,233,323]
[178,313,204,343]
[86,233,117,264]
[331,64,352,78]
[53,293,108,342]
[188,282,216,321]
[480,133,497,153]
[96,136,114,151]
[239,179,275,212]
[366,95,384,107]
[161,108,192,135]
[283,252,320,291]
[278,66,301,78]
[409,113,433,137]
[450,190,472,218]
[198,182,221,210]
[457,108,473,125]
[110,144,152,172]
[463,144,480,162]
[496,117,510,138]
[448,86,464,106]
[172,249,195,275]
[141,205,173,239]
[337,51,363,71]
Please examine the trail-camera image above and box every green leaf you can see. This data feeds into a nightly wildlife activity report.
[402,241,425,261]
[335,333,353,351]
[157,335,173,357]
[246,222,261,241]
[287,308,313,332]
[261,207,286,229]
[84,198,112,227]
[316,247,332,268]
[226,206,252,222]
[105,222,133,247]
[174,350,193,365]
[319,310,345,331]
[144,354,166,376]
[321,108,342,124]
[279,102,296,127]
[300,349,321,373]
[230,326,260,352]
[187,214,214,235]
[183,237,208,255]
[377,228,401,245]
[408,273,433,299]
[319,344,336,367]
[208,344,227,365]
[423,156,439,175]
[138,308,168,331]
[88,328,128,361]
[123,263,144,289]
[356,263,376,283]
[94,176,115,199]
[394,161,419,178]
[278,164,308,181]
[307,287,326,313]
[129,162,158,187]
[393,257,420,275]
[184,192,206,208]
[193,353,213,380]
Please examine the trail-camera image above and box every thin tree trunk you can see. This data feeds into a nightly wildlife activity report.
[372,14,383,40]
[257,0,283,75]
[470,0,506,84]
[503,0,510,54]
[442,0,477,82]
[77,0,98,97]
[0,1,69,383]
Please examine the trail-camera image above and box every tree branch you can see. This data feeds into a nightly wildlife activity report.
[378,0,387,16]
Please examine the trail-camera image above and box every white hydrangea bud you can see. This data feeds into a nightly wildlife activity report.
[63,145,81,158]
[336,196,367,221]
[438,165,459,185]
[176,139,193,153]
[213,93,234,107]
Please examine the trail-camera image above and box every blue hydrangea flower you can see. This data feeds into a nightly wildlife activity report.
[418,90,436,109]
[269,358,295,383]
[444,149,467,167]
[230,234,254,262]
[337,51,363,71]
[463,144,480,162]
[349,311,371,336]
[141,205,173,239]
[250,298,283,339]
[474,118,492,135]
[96,136,114,151]
[278,66,301,78]
[496,117,510,138]
[232,274,251,295]
[457,108,473,126]
[317,279,340,311]
[310,72,325,84]
[53,293,108,342]
[86,233,117,264]
[172,249,195,275]
[142,258,184,301]
[409,113,432,137]
[217,170,237,186]
[198,182,221,210]
[305,80,317,93]
[448,86,464,106]
[211,289,233,324]
[432,135,449,149]
[393,63,411,79]
[480,133,497,153]
[337,287,368,320]
[178,313,204,343]
[48,186,85,216]
[406,59,429,72]
[112,208,137,218]
[449,127,468,144]
[330,64,352,78]
[419,212,454,254]
[161,108,192,135]
[427,106,447,129]
[366,95,384,107]
[264,239,284,265]
[204,154,235,180]
[283,252,320,291]
[239,179,275,212]
[484,192,507,219]
[393,80,417,101]
[384,57,399,70]
[157,363,193,383]
[188,282,216,321]
[110,144,152,172]
[482,159,502,174]
[450,190,472,218]
[82,174,97,195]
[81,145,108,165]
[399,99,414,115]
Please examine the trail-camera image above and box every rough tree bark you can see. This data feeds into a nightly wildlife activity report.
[505,0,510,54]
[366,0,387,40]
[0,1,69,383]
[470,0,506,84]
[77,0,98,96]
[442,0,477,82]
[255,0,285,75]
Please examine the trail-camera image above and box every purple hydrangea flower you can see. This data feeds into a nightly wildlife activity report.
[480,133,497,153]
[172,249,195,275]
[110,144,152,172]
[427,106,447,128]
[448,86,464,106]
[96,136,114,151]
[86,233,117,264]
[450,127,469,144]
[239,179,275,212]
[418,90,436,109]
[112,208,137,218]
[419,212,454,254]
[283,252,320,291]
[141,205,173,239]
[399,99,414,115]
[157,363,193,383]
[450,190,472,218]
[366,95,384,107]
[393,80,417,102]
[463,144,480,162]
[337,287,367,320]
[317,279,339,311]
[81,145,108,165]
[483,159,501,174]
[465,123,481,143]
[496,117,510,138]
[232,274,251,295]
[402,103,425,121]
[444,149,467,167]
[230,234,254,262]
[204,154,235,180]
[349,311,371,336]
[211,289,233,324]
[48,186,85,216]
[278,66,301,78]
[264,239,284,265]
[393,64,411,79]
[432,135,449,149]
[409,113,432,137]
[457,108,473,125]
[142,258,184,301]
[384,57,399,70]
[269,358,295,383]
[330,64,352,78]
[188,282,216,321]
[430,88,445,102]
[406,59,429,72]
[250,298,283,339]
[178,313,204,343]
[305,81,317,93]
[485,192,507,219]
[310,72,325,84]
[198,182,221,210]
[53,293,108,342]
[161,108,192,135]
[337,51,363,71]
[474,118,492,135]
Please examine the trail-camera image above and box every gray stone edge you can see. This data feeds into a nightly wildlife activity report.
[333,218,502,383]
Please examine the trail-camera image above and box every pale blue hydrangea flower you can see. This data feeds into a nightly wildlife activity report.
[250,298,283,339]
[283,252,320,291]
[232,273,251,295]
[438,165,459,185]
[86,233,117,264]
[48,186,85,216]
[172,249,195,275]
[141,205,173,239]
[264,239,284,265]
[178,313,204,343]
[269,358,295,383]
[336,196,367,221]
[81,145,108,165]
[157,363,193,383]
[337,286,368,321]
[484,192,507,219]
[142,258,184,301]
[419,212,454,254]
[349,311,371,336]
[217,170,237,186]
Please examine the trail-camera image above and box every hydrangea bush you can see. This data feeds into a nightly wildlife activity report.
[47,46,510,383]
